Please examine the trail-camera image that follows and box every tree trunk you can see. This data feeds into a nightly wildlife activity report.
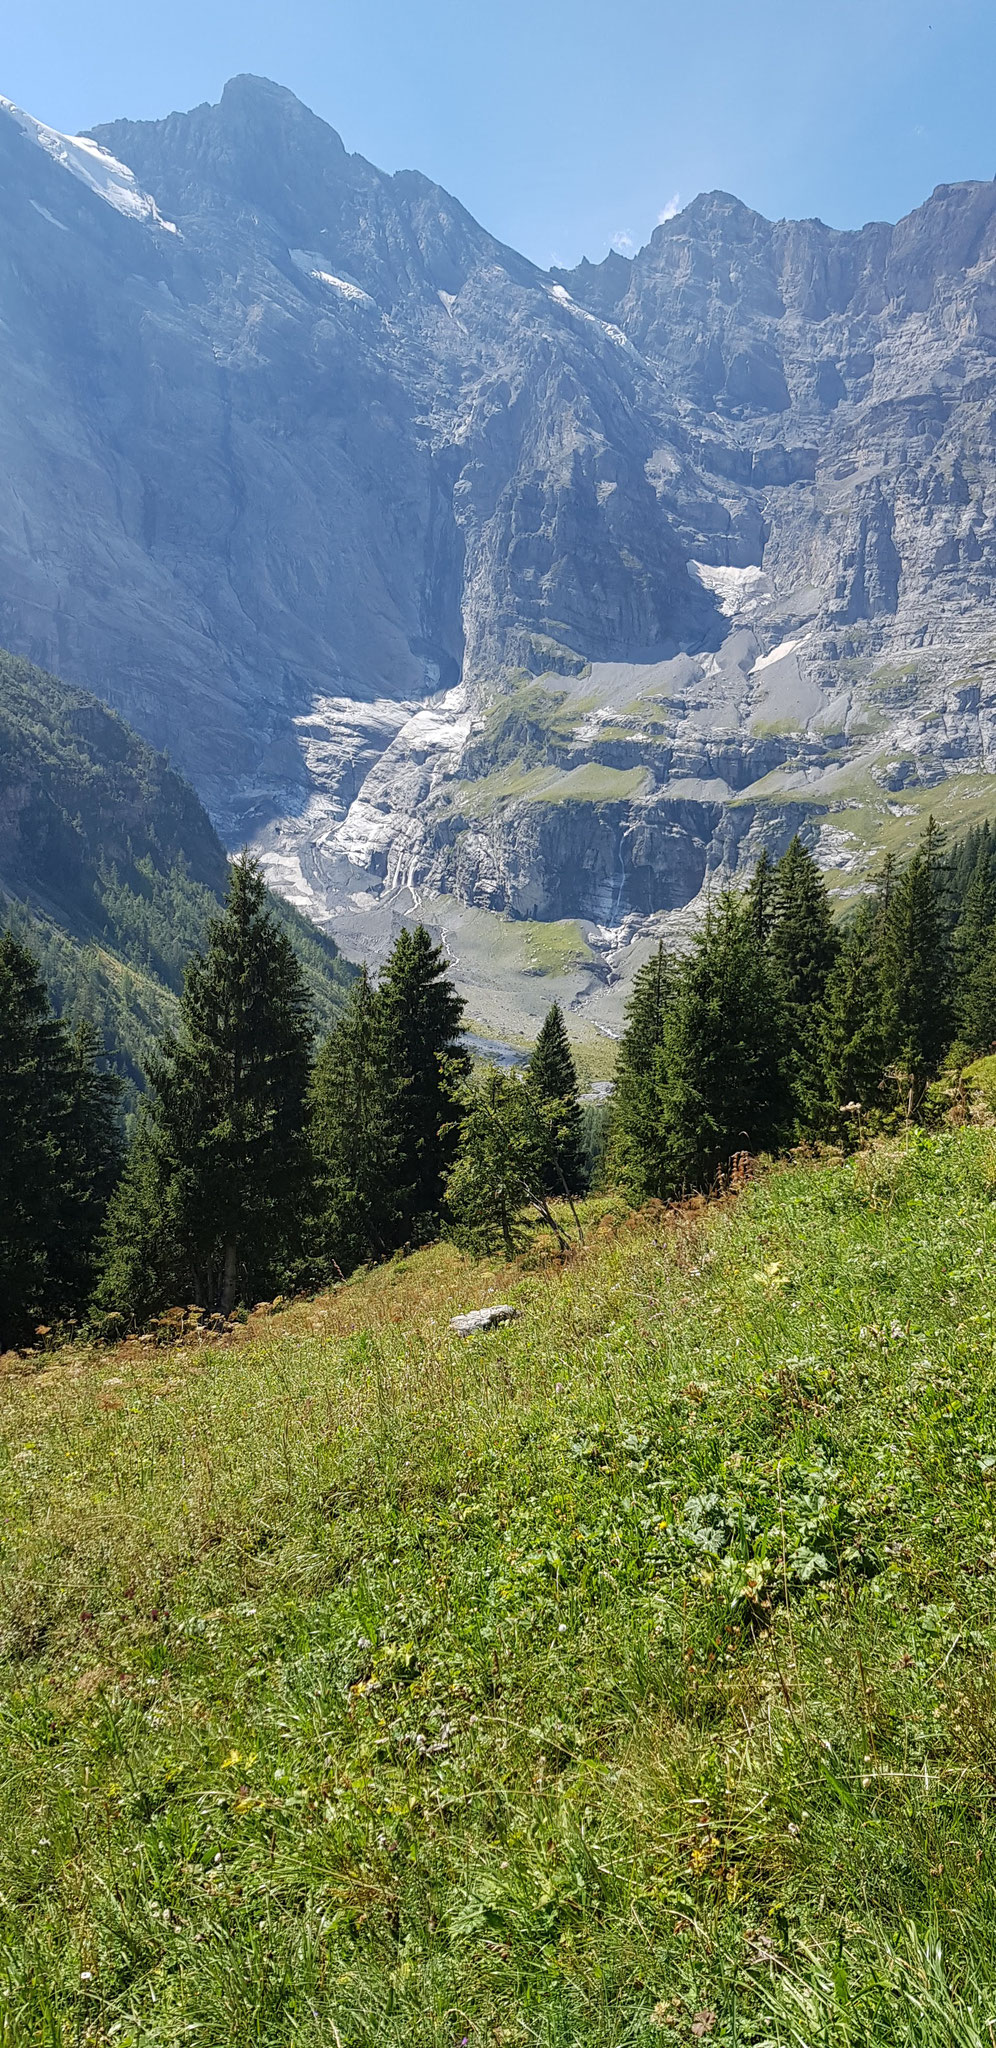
[219,1240,239,1317]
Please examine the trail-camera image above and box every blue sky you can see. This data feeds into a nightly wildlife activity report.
[6,0,995,267]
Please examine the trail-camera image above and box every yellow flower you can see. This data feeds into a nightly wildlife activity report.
[752,1261,788,1292]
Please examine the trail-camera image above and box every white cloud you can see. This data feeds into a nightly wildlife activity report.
[611,228,635,252]
[657,192,682,223]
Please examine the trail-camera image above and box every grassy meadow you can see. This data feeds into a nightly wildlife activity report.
[5,1133,996,2042]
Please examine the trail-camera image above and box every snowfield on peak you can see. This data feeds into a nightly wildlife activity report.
[0,97,177,231]
[289,250,376,304]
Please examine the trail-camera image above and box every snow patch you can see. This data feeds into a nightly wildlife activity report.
[1,97,177,231]
[545,280,629,349]
[289,249,375,305]
[438,289,458,315]
[687,561,767,616]
[387,686,472,759]
[751,634,810,675]
[29,199,68,232]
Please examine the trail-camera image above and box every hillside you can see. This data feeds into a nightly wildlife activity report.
[4,1132,996,2040]
[5,87,996,1033]
[0,646,357,1097]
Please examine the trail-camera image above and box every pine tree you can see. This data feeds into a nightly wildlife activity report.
[0,932,121,1349]
[656,892,790,1191]
[375,925,469,1245]
[98,855,314,1320]
[526,1001,586,1193]
[310,967,400,1274]
[607,943,671,1201]
[768,834,840,1127]
[817,900,888,1133]
[879,819,953,1093]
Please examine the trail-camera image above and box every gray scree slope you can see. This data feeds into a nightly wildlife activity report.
[2,76,996,1025]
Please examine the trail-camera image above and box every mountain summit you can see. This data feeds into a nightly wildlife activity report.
[2,81,996,1032]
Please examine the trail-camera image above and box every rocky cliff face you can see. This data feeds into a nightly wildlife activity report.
[3,78,996,1032]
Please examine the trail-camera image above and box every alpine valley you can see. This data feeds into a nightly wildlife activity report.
[4,75,996,1036]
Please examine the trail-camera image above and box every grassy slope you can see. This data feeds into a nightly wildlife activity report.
[5,1136,996,2041]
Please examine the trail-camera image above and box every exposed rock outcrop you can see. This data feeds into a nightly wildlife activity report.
[3,80,996,1027]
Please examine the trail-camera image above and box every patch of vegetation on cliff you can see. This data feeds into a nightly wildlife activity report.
[452,759,648,817]
[6,1133,996,2038]
[468,681,590,776]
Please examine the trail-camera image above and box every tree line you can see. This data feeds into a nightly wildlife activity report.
[609,818,995,1202]
[2,822,994,1349]
[0,857,588,1348]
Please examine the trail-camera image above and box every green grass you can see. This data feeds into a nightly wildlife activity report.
[964,1056,996,1113]
[518,920,596,976]
[454,762,649,815]
[8,1134,996,2040]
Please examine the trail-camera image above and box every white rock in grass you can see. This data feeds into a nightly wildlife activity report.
[449,1305,518,1335]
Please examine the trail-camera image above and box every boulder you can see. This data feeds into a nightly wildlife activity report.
[449,1305,519,1336]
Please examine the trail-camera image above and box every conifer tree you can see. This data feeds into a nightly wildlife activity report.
[447,1068,576,1258]
[768,834,840,1124]
[817,900,888,1133]
[98,855,314,1320]
[310,967,400,1274]
[375,924,469,1245]
[607,943,671,1201]
[0,932,121,1349]
[526,1000,586,1193]
[954,848,996,1050]
[655,892,790,1190]
[747,846,777,948]
[879,819,953,1093]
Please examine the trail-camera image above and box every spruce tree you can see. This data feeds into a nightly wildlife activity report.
[656,892,790,1191]
[607,943,671,1201]
[879,819,953,1093]
[98,855,314,1320]
[817,900,888,1133]
[526,1001,586,1193]
[447,1068,577,1258]
[0,933,121,1349]
[375,925,469,1245]
[768,834,840,1127]
[310,967,400,1274]
[747,846,777,948]
[954,848,996,1050]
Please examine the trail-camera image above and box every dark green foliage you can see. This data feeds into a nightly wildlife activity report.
[0,645,355,1107]
[98,858,314,1319]
[375,925,470,1246]
[954,848,996,1051]
[310,969,401,1275]
[817,900,888,1131]
[947,819,996,907]
[607,944,672,1201]
[655,890,791,1190]
[879,818,953,1090]
[769,834,840,1123]
[746,844,777,947]
[0,931,121,1349]
[525,1001,586,1193]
